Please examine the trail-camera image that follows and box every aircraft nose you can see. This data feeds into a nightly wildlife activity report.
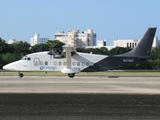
[3,64,11,70]
[3,63,16,71]
[3,65,6,70]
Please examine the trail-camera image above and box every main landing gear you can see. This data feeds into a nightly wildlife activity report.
[19,73,24,78]
[68,73,75,78]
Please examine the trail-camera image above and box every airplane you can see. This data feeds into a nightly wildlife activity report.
[3,27,156,78]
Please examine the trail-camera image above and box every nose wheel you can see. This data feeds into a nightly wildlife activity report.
[19,73,24,78]
[68,73,75,78]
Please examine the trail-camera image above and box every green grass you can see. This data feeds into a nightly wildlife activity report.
[78,71,160,76]
[0,71,160,77]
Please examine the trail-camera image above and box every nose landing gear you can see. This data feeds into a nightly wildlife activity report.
[19,73,24,78]
[68,73,75,78]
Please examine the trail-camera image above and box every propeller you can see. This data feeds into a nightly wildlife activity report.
[47,49,65,59]
[47,50,54,59]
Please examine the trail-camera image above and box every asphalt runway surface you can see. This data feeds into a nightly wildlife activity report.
[0,76,160,120]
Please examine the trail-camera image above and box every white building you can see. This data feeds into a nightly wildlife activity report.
[86,45,115,50]
[30,34,49,46]
[8,39,20,44]
[114,37,160,48]
[97,40,106,47]
[86,39,115,50]
[54,29,96,48]
[152,37,160,47]
[86,36,160,51]
[114,39,138,48]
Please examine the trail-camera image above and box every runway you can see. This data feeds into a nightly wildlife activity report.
[0,76,160,119]
[0,76,160,94]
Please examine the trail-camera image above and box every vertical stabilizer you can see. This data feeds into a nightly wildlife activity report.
[119,28,156,57]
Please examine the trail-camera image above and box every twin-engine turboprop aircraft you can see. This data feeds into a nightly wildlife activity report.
[3,28,156,78]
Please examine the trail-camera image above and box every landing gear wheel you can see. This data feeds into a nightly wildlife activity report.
[68,73,75,78]
[19,73,23,78]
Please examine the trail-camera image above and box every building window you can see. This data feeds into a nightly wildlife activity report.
[132,43,134,48]
[135,43,137,47]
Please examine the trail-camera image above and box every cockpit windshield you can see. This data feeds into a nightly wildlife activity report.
[21,56,31,61]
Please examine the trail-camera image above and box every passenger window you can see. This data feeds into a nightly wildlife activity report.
[73,62,76,66]
[77,62,80,66]
[82,62,85,66]
[54,62,57,66]
[59,62,62,66]
[86,62,89,66]
[45,61,48,65]
[63,62,66,66]
[40,61,43,65]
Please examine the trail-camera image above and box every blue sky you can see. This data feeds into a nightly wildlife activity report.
[0,0,160,45]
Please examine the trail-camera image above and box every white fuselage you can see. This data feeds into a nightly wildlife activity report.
[3,51,107,73]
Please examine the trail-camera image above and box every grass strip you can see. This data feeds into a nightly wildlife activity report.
[0,71,160,77]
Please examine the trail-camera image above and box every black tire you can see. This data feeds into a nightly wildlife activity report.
[19,73,23,78]
[68,73,75,78]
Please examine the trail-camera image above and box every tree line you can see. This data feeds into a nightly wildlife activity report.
[0,37,160,69]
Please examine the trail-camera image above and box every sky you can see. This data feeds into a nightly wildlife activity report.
[0,0,160,46]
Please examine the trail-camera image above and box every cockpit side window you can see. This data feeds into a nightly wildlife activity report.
[21,57,31,61]
[27,57,31,60]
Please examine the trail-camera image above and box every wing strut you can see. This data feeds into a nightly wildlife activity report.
[61,45,79,75]
[63,45,73,69]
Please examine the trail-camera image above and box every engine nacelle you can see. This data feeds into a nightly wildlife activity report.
[47,50,65,58]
